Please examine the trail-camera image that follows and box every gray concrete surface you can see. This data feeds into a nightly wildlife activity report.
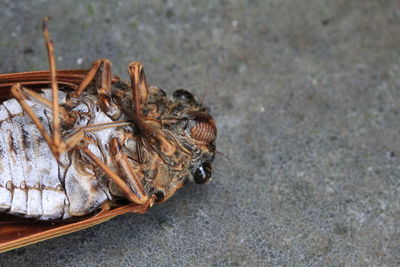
[0,0,399,265]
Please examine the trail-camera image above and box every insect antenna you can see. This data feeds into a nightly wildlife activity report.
[199,86,208,106]
[215,150,232,164]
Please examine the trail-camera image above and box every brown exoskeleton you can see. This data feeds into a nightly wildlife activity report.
[0,17,216,252]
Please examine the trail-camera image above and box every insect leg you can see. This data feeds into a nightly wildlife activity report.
[109,137,149,204]
[36,18,120,160]
[42,17,86,160]
[11,84,83,162]
[39,18,121,161]
[127,62,176,156]
[70,59,112,98]
[69,59,121,119]
[128,61,148,114]
[81,147,150,205]
[42,17,62,151]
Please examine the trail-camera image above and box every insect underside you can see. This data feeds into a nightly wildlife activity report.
[0,16,217,237]
[0,89,136,220]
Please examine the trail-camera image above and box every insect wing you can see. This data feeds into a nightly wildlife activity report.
[0,69,120,101]
[0,203,147,253]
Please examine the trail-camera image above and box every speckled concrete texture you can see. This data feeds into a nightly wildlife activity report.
[0,0,400,265]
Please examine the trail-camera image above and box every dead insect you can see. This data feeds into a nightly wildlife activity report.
[0,17,217,252]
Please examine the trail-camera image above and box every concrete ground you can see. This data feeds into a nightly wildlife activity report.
[0,0,399,265]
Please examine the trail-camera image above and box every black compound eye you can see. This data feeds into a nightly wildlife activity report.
[173,89,195,103]
[193,162,212,184]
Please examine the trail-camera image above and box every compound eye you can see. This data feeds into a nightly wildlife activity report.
[193,162,212,184]
[173,89,195,103]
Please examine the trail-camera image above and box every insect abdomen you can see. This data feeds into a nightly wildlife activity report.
[0,98,68,220]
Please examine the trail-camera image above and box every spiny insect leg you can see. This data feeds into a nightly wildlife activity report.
[110,137,149,204]
[39,18,120,160]
[127,62,176,156]
[128,61,148,115]
[42,17,84,160]
[69,59,121,118]
[82,147,150,205]
[70,59,112,98]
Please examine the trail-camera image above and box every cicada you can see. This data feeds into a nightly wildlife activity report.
[0,18,217,252]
